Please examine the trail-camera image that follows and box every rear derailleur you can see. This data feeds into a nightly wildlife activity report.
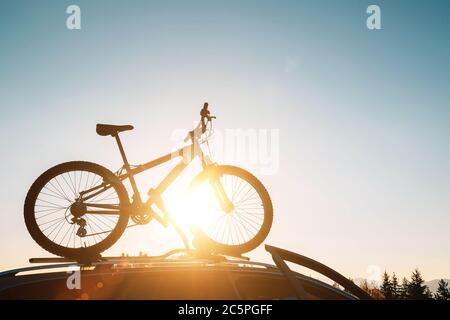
[70,201,88,238]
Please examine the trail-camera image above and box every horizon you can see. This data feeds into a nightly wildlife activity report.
[1,0,449,283]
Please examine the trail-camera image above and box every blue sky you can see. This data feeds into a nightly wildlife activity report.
[0,0,449,280]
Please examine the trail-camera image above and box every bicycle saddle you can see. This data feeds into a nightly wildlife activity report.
[96,124,134,136]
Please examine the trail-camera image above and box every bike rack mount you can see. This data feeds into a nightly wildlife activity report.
[265,245,372,300]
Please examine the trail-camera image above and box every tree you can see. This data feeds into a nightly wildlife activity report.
[360,280,384,299]
[391,273,399,299]
[408,268,429,299]
[424,287,433,300]
[435,279,450,300]
[399,277,409,299]
[380,271,393,299]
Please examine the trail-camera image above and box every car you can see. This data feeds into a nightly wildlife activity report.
[0,245,371,300]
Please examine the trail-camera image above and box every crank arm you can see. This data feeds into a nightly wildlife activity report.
[151,210,169,227]
[146,188,190,249]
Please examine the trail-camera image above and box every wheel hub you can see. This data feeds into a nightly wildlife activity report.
[223,202,235,213]
[70,201,87,218]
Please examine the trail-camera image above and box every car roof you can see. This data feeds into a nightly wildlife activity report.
[0,245,370,300]
[0,259,356,300]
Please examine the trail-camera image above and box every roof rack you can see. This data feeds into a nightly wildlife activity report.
[2,245,372,300]
[0,249,274,278]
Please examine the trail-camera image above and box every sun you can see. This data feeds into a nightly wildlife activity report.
[164,182,221,234]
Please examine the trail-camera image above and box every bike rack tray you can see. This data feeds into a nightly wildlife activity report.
[265,245,372,300]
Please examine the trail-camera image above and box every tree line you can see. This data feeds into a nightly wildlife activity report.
[358,268,449,300]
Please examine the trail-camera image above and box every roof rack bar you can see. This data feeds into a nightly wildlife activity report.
[28,248,252,267]
[29,257,77,264]
[265,245,372,300]
[4,257,277,278]
[29,248,197,265]
[0,263,77,277]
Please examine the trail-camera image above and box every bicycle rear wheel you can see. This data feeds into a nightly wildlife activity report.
[188,165,273,255]
[24,161,129,259]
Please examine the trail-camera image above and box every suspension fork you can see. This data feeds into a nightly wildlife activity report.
[207,168,234,213]
[197,139,234,213]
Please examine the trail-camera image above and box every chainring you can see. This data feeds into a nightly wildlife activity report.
[131,214,152,225]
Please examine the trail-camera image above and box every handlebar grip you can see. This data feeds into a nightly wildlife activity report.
[200,102,209,118]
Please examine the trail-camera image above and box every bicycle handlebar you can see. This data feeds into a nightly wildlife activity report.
[200,102,216,130]
[183,102,216,143]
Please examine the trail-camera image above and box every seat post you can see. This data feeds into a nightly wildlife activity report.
[114,134,130,167]
[114,134,141,202]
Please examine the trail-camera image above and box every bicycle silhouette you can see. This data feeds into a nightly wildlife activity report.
[24,103,273,259]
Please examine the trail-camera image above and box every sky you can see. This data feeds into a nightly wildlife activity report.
[0,0,449,281]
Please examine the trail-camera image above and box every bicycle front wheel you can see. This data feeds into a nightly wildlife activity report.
[188,165,273,255]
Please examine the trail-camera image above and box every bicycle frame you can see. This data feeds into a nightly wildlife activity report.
[79,130,210,215]
[118,136,207,205]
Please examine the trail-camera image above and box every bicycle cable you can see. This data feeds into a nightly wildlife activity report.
[84,223,140,237]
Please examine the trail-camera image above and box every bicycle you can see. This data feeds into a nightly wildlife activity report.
[24,103,273,259]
